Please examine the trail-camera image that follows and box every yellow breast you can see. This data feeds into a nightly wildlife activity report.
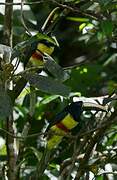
[47,114,78,149]
[47,125,66,150]
[61,114,78,130]
[37,43,54,55]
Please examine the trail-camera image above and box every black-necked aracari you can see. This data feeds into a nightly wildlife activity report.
[12,39,56,101]
[37,101,106,178]
[46,101,106,150]
[29,40,55,67]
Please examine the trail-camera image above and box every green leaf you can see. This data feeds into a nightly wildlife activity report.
[11,40,36,61]
[66,17,89,22]
[0,144,6,156]
[0,92,12,119]
[101,20,113,37]
[98,0,112,6]
[23,74,70,96]
[44,54,69,81]
[40,95,59,105]
[103,53,117,66]
[80,2,93,10]
[96,175,104,180]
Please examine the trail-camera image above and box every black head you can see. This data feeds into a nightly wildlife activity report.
[65,101,83,121]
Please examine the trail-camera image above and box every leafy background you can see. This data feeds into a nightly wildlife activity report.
[0,0,117,179]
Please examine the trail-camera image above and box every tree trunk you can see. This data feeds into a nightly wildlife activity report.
[3,1,17,180]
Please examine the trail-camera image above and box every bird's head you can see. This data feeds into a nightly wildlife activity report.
[66,101,106,122]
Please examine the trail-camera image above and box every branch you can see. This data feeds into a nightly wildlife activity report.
[3,0,13,47]
[0,0,103,21]
[0,1,44,5]
[74,110,117,179]
[0,107,117,140]
[20,0,32,36]
[48,0,102,20]
[3,1,17,180]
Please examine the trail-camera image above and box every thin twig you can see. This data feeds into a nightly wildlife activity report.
[49,0,101,20]
[0,0,103,21]
[0,127,46,139]
[20,0,32,36]
[0,109,116,139]
[41,7,60,32]
[0,1,44,5]
[74,110,117,179]
[66,137,88,180]
[14,66,44,76]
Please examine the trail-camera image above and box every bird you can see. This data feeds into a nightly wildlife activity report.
[29,40,55,67]
[37,101,106,178]
[12,35,57,101]
[11,32,57,69]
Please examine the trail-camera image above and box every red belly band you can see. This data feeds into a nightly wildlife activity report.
[56,122,69,133]
[32,51,43,61]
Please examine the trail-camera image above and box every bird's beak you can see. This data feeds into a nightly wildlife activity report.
[82,102,107,112]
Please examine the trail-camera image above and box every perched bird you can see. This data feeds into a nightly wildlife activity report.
[11,32,57,69]
[12,35,57,101]
[29,40,55,67]
[37,101,106,177]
